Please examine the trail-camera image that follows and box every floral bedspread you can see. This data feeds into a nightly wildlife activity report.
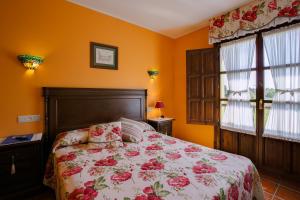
[44,131,263,200]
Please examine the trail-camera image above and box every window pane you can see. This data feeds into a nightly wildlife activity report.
[264,26,300,67]
[220,36,256,135]
[220,59,226,72]
[249,71,256,99]
[264,69,275,100]
[264,46,270,67]
[220,101,256,130]
[264,103,271,126]
[220,71,256,99]
[262,24,300,142]
[220,44,256,72]
[252,102,257,128]
[220,101,227,120]
[220,74,229,99]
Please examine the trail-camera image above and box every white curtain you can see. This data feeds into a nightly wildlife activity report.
[263,24,300,143]
[220,35,256,135]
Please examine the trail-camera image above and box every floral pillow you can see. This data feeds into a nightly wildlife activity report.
[86,141,124,150]
[121,121,144,143]
[119,117,155,132]
[52,128,89,152]
[88,122,122,143]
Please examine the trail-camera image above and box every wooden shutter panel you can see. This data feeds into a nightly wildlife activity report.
[186,48,219,125]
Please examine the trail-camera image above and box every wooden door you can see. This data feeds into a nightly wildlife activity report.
[256,35,300,181]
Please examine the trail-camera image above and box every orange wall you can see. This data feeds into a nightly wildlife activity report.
[173,27,215,148]
[0,0,174,137]
[0,0,215,147]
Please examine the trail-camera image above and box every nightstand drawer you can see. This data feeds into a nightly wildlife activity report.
[158,122,172,135]
[0,142,42,197]
[0,150,14,185]
[14,145,38,160]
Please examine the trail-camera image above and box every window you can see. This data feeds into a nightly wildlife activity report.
[262,24,300,142]
[220,35,256,135]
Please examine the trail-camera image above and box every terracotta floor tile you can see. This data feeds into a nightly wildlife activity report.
[264,191,273,200]
[273,196,284,200]
[275,186,300,200]
[280,180,300,193]
[262,178,279,194]
[260,172,281,183]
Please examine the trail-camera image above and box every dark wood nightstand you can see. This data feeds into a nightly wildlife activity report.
[0,133,43,199]
[147,118,174,136]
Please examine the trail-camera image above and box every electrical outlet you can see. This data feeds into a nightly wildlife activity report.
[18,115,40,123]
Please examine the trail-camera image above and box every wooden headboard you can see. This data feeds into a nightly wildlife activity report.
[43,87,147,154]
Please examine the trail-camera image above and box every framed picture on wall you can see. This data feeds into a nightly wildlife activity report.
[90,42,118,70]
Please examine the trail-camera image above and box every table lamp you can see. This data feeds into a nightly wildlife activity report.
[155,101,165,118]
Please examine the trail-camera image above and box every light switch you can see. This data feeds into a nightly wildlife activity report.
[147,107,154,113]
[18,115,40,123]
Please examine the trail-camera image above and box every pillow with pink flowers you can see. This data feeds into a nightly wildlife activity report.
[88,122,122,143]
[52,128,89,152]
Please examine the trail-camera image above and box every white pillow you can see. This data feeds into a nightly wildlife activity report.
[140,121,156,132]
[119,117,155,132]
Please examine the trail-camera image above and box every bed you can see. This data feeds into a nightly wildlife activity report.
[42,87,263,200]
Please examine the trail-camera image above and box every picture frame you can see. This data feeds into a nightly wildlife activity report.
[90,42,118,70]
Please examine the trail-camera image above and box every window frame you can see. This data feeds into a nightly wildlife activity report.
[216,20,300,137]
[219,36,258,135]
[261,25,300,141]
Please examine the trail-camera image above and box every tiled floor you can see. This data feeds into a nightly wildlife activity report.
[261,173,300,200]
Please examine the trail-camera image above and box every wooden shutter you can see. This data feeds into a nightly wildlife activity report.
[186,48,219,125]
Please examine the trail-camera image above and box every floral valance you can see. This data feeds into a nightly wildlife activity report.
[209,0,300,44]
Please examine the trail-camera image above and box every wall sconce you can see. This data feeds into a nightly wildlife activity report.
[147,69,159,79]
[18,55,44,70]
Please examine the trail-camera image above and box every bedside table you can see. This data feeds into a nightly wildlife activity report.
[147,118,174,136]
[0,133,43,199]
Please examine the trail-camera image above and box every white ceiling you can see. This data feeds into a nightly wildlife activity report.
[68,0,251,39]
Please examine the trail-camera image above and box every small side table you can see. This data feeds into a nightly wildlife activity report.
[0,133,43,199]
[147,118,174,136]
